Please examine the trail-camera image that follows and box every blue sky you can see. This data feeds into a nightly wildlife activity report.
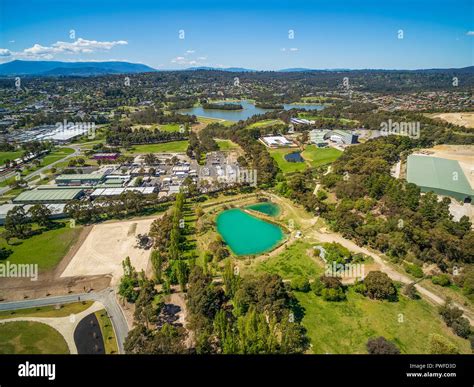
[0,0,472,69]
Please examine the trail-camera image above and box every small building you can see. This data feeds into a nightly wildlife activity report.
[309,129,358,146]
[92,153,120,161]
[260,135,296,148]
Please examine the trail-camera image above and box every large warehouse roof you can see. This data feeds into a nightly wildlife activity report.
[407,155,473,201]
[91,187,155,197]
[56,173,104,181]
[13,188,83,203]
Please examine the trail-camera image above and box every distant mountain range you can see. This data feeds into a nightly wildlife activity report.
[0,60,472,76]
[0,60,157,76]
[185,66,256,72]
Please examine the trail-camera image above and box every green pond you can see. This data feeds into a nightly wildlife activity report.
[245,202,280,217]
[216,209,284,256]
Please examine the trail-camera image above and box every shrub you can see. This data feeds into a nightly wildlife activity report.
[312,276,346,301]
[451,317,471,339]
[432,274,451,287]
[291,276,311,292]
[321,287,346,302]
[404,263,424,278]
[366,337,400,354]
[403,283,419,300]
[363,271,397,301]
[428,334,458,354]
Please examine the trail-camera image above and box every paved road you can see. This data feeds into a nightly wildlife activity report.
[0,145,81,196]
[0,287,129,353]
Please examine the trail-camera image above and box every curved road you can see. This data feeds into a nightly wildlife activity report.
[0,287,129,353]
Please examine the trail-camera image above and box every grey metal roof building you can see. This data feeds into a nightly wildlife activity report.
[407,154,473,202]
[56,173,105,186]
[13,188,84,204]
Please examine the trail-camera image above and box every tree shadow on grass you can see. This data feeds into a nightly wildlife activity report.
[289,295,306,323]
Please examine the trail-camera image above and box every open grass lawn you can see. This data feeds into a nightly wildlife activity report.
[197,117,234,127]
[95,309,119,354]
[20,147,75,176]
[216,139,240,151]
[301,146,342,168]
[296,289,471,354]
[0,301,93,320]
[124,141,189,154]
[252,241,322,279]
[0,151,23,166]
[269,148,307,174]
[247,119,286,129]
[159,123,182,132]
[0,321,69,354]
[252,238,470,354]
[0,223,83,271]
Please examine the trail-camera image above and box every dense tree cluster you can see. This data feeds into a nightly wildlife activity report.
[131,106,196,125]
[186,264,308,354]
[65,191,168,223]
[106,122,187,146]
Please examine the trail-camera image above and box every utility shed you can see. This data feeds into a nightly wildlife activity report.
[407,154,474,202]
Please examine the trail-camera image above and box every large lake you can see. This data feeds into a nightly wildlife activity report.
[216,208,284,255]
[177,100,324,122]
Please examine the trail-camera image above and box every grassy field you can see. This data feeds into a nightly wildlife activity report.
[124,141,189,154]
[250,238,471,354]
[269,148,307,174]
[247,119,286,129]
[251,241,322,279]
[20,147,75,176]
[216,139,240,151]
[0,151,23,166]
[197,117,234,127]
[0,223,83,271]
[95,309,119,354]
[296,289,471,354]
[0,321,69,354]
[0,301,93,320]
[301,146,342,168]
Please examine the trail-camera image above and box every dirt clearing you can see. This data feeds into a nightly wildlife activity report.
[61,218,156,285]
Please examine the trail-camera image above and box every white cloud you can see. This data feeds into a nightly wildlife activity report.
[7,38,128,60]
[281,47,299,53]
[51,38,127,54]
[467,31,474,36]
[0,48,12,57]
[170,52,208,67]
